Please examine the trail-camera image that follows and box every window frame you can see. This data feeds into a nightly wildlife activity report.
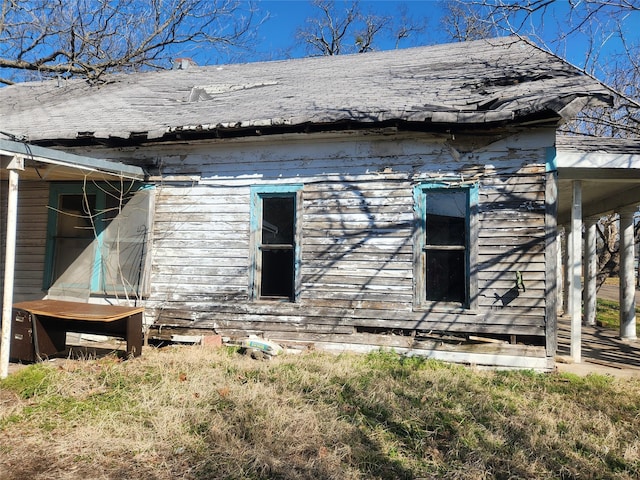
[44,183,105,292]
[250,184,303,302]
[44,181,152,296]
[413,181,478,310]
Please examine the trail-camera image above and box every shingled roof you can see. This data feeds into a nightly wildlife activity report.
[0,36,611,146]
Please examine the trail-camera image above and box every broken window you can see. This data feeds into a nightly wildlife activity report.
[250,185,302,301]
[99,185,155,296]
[45,182,154,298]
[414,183,477,308]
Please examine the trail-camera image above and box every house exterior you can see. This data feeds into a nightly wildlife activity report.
[0,36,612,370]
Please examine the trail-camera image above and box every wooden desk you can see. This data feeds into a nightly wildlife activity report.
[11,299,144,362]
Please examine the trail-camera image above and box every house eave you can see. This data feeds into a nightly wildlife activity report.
[0,137,147,181]
[29,113,565,149]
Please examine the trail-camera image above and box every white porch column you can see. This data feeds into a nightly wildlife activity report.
[583,217,598,327]
[569,181,582,362]
[557,231,564,315]
[1,156,24,379]
[562,230,571,316]
[619,207,637,341]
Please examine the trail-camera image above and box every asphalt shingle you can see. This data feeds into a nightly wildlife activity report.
[0,36,611,144]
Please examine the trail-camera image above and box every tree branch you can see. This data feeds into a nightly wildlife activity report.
[0,0,258,83]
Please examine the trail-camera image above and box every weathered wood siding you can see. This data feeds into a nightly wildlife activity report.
[137,128,555,347]
[0,182,49,302]
[0,128,553,357]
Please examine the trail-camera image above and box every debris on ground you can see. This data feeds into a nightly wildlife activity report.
[239,335,284,359]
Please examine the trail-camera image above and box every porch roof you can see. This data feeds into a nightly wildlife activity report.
[0,137,146,181]
[556,136,640,224]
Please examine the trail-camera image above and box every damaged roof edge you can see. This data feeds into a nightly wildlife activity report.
[157,108,571,139]
[0,137,146,180]
[32,114,568,149]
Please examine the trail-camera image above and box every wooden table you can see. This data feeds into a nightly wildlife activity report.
[11,299,144,362]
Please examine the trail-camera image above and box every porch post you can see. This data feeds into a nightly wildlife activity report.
[558,230,570,315]
[1,156,24,379]
[619,207,637,341]
[583,217,598,327]
[569,181,582,362]
[562,229,573,316]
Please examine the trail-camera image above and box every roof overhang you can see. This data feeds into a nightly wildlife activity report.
[557,144,640,224]
[0,137,146,181]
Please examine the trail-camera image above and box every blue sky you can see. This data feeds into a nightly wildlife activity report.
[193,0,446,64]
[252,0,443,59]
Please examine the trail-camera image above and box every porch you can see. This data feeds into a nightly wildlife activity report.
[0,136,146,378]
[557,317,640,377]
[557,135,640,366]
[556,281,640,376]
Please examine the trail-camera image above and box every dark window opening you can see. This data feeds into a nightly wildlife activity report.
[425,250,465,303]
[261,250,294,298]
[423,189,468,305]
[426,213,465,246]
[260,196,295,300]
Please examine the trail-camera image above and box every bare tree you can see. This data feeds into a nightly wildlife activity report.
[596,215,620,290]
[392,4,429,49]
[296,0,427,56]
[442,1,640,289]
[455,0,640,67]
[0,0,258,85]
[441,1,640,133]
[440,0,495,41]
[296,0,360,55]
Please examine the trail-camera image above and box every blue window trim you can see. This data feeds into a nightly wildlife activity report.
[413,181,478,309]
[250,184,303,301]
[545,146,557,172]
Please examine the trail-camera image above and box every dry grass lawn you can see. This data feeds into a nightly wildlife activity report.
[1,345,640,479]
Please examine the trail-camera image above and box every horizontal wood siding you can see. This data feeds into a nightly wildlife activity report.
[150,185,250,302]
[477,171,547,330]
[142,129,554,350]
[0,182,49,302]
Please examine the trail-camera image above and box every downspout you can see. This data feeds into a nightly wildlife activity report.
[1,155,24,378]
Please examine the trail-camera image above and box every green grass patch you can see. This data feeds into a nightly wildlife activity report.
[0,363,55,399]
[596,298,640,335]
